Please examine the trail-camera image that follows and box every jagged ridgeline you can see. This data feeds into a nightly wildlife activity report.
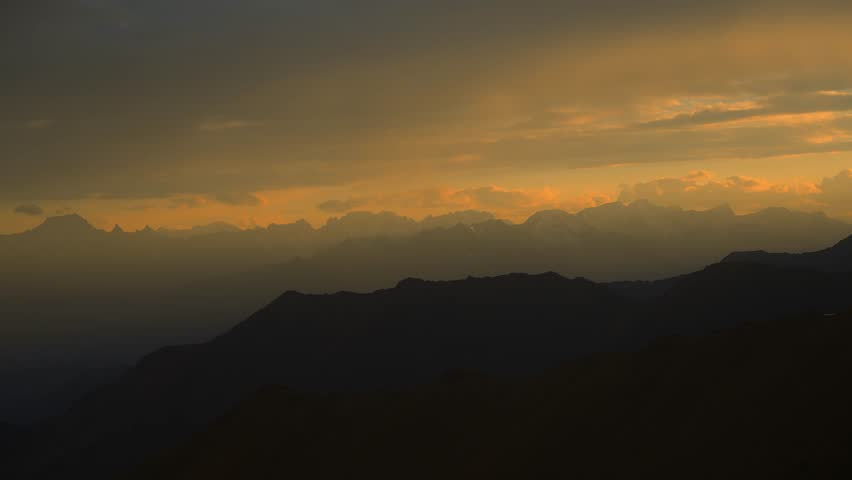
[1,203,851,425]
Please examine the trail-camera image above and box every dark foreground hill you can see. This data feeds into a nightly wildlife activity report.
[12,263,852,479]
[127,311,852,480]
[724,234,852,272]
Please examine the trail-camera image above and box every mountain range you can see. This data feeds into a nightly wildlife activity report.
[11,250,852,478]
[1,202,850,425]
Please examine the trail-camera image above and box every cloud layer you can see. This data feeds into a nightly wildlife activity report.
[3,1,852,229]
[619,169,852,220]
[316,186,611,223]
[13,204,44,216]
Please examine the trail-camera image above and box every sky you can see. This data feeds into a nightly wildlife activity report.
[4,0,852,232]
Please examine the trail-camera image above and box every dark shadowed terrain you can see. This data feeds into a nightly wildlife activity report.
[9,254,852,479]
[127,311,852,480]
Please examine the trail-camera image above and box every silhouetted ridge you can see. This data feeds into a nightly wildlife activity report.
[743,206,832,225]
[395,277,430,289]
[708,202,736,216]
[267,219,313,233]
[156,221,241,238]
[322,211,418,239]
[627,198,665,210]
[469,218,513,233]
[752,206,794,217]
[420,210,494,230]
[722,233,852,272]
[523,209,577,225]
[127,311,852,480]
[725,248,768,258]
[30,214,97,236]
[395,271,578,290]
[14,264,852,479]
[835,234,852,248]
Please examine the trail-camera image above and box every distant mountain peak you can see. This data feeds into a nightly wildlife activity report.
[267,219,314,233]
[470,218,513,233]
[524,209,576,225]
[754,206,793,217]
[627,199,682,213]
[156,221,242,238]
[834,234,852,249]
[31,214,97,235]
[329,211,413,223]
[321,210,419,239]
[423,210,493,219]
[747,207,841,223]
[396,277,430,289]
[111,224,125,234]
[707,203,735,216]
[579,201,623,213]
[420,210,495,229]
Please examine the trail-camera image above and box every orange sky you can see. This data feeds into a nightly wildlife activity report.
[4,1,852,233]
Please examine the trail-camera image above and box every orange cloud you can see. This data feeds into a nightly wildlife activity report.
[314,185,615,224]
[214,192,267,206]
[637,96,763,124]
[169,196,208,209]
[618,169,852,217]
[816,169,852,219]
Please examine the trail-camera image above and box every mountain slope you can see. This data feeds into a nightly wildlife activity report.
[19,274,635,478]
[723,234,852,272]
[16,264,852,479]
[130,310,852,480]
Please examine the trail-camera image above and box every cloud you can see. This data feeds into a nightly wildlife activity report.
[13,204,44,216]
[635,92,852,131]
[558,193,617,212]
[618,171,808,211]
[449,186,556,211]
[404,186,559,213]
[169,196,207,209]
[4,0,852,207]
[617,169,852,218]
[814,169,852,218]
[315,185,610,222]
[447,186,613,218]
[214,192,266,206]
[123,204,155,212]
[317,198,370,213]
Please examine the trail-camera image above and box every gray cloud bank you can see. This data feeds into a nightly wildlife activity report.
[4,1,852,202]
[13,204,44,216]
